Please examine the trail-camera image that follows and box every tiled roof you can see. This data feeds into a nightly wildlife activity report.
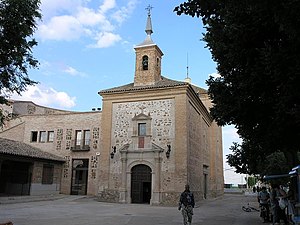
[0,138,65,162]
[99,76,207,94]
[191,84,208,95]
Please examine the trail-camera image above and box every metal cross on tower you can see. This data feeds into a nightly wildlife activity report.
[145,4,153,16]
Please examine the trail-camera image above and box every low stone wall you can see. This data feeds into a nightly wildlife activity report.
[160,192,180,206]
[224,188,244,194]
[97,189,119,203]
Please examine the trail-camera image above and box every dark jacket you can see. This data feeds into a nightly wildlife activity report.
[179,190,195,208]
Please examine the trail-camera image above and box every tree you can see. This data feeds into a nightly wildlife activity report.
[246,176,257,189]
[175,1,300,175]
[0,0,41,125]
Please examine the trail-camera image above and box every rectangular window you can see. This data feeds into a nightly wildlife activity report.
[31,131,38,142]
[47,131,54,142]
[83,130,90,146]
[39,131,47,142]
[42,164,54,184]
[75,130,82,147]
[138,123,146,136]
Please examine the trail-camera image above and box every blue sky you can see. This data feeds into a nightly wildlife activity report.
[11,0,244,184]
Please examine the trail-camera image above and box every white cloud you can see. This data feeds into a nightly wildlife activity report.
[77,7,113,30]
[223,125,241,155]
[112,0,138,24]
[37,0,138,47]
[222,125,244,185]
[39,15,83,41]
[36,60,87,77]
[99,0,116,13]
[63,66,86,77]
[11,85,76,109]
[89,32,121,48]
[39,60,51,70]
[223,125,240,141]
[40,0,86,21]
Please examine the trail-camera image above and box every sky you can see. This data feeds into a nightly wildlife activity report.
[10,0,244,185]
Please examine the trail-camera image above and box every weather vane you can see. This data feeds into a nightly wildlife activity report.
[145,4,153,16]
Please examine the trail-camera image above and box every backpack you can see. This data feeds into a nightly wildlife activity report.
[181,191,194,207]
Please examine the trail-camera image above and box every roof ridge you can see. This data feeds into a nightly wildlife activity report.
[0,137,65,162]
[0,121,25,133]
[98,76,188,94]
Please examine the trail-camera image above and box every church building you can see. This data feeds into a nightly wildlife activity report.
[0,9,223,205]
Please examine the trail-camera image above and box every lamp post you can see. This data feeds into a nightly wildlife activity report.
[110,146,116,159]
[166,144,171,158]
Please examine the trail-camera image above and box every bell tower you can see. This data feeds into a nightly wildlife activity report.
[134,5,163,86]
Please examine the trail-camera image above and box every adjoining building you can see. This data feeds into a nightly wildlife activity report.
[0,100,102,196]
[0,10,224,205]
[0,137,65,196]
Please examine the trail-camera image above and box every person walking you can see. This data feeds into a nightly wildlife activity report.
[178,184,195,225]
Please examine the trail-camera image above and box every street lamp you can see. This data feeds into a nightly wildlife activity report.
[166,144,171,158]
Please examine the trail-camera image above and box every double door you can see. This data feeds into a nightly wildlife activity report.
[131,164,152,203]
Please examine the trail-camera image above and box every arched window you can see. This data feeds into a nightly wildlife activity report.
[142,55,148,70]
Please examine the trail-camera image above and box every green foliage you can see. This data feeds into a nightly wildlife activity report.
[0,0,41,125]
[226,141,262,175]
[175,0,300,175]
[262,152,290,176]
[246,176,257,188]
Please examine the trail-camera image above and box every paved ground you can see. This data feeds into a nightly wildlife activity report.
[0,193,264,225]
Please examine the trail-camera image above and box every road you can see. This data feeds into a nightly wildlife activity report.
[0,193,264,225]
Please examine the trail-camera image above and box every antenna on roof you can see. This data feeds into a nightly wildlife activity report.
[186,52,189,79]
[184,52,191,84]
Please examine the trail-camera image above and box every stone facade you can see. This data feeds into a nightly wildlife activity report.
[134,45,163,86]
[96,81,223,205]
[94,12,224,205]
[0,101,102,196]
[0,12,224,205]
[30,161,62,195]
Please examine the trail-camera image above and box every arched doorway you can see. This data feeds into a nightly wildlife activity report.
[131,164,151,204]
